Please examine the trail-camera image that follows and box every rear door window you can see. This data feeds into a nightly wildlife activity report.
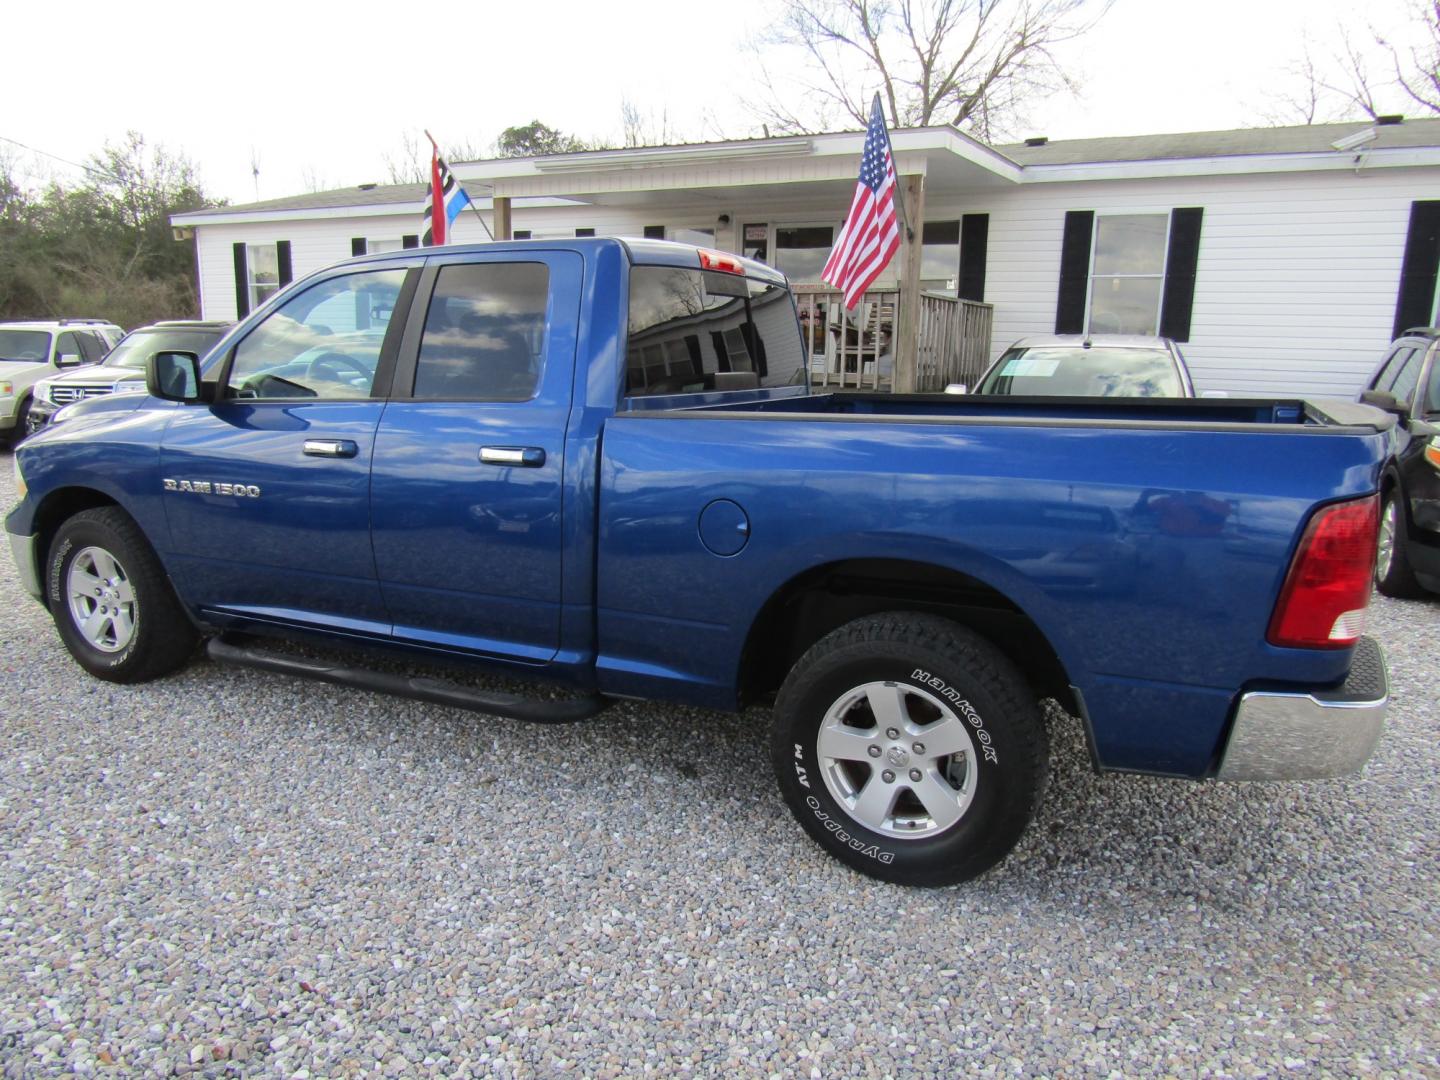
[411,263,550,401]
[625,266,805,396]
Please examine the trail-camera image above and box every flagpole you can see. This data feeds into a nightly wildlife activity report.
[874,94,916,243]
[423,129,493,241]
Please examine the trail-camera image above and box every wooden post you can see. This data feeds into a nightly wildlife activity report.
[493,195,512,241]
[893,174,925,394]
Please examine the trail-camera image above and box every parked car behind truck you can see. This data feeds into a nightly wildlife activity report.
[6,239,1393,886]
[1359,326,1440,597]
[27,320,232,433]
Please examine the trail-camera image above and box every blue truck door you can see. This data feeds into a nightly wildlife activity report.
[369,251,583,662]
[159,266,418,633]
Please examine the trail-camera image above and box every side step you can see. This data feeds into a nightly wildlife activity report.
[206,636,610,723]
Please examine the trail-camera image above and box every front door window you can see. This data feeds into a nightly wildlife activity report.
[774,226,834,284]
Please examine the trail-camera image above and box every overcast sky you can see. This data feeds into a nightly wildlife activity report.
[2,0,1423,204]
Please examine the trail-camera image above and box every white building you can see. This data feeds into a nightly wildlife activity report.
[172,117,1440,397]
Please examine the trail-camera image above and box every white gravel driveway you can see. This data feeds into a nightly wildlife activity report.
[1,454,1436,1077]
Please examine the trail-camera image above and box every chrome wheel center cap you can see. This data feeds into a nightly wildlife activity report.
[887,746,910,767]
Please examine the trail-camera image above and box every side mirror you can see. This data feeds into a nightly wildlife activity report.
[1360,389,1409,418]
[944,383,968,395]
[55,353,83,369]
[146,351,203,402]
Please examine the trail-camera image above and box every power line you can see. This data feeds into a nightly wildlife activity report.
[0,134,113,181]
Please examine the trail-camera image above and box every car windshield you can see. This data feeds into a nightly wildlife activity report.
[0,329,52,362]
[103,329,225,370]
[977,346,1182,397]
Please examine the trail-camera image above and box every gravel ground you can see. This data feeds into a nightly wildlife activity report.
[0,454,1437,1079]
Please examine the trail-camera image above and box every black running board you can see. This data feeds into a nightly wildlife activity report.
[206,636,609,723]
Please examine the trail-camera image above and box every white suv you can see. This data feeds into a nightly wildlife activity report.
[0,320,123,442]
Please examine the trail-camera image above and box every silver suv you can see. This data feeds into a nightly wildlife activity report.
[0,319,123,441]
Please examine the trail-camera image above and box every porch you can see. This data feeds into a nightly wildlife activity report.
[794,286,994,392]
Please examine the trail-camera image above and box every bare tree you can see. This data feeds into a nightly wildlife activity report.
[1379,0,1440,114]
[1267,1,1440,125]
[620,98,682,148]
[384,130,488,185]
[747,0,1111,139]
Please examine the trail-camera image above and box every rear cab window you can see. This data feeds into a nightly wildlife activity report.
[625,265,806,397]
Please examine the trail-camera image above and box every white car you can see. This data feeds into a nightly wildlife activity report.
[0,319,123,442]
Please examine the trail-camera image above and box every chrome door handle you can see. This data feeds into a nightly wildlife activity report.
[303,439,359,458]
[480,446,546,467]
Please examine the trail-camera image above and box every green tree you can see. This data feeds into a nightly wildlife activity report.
[494,121,590,157]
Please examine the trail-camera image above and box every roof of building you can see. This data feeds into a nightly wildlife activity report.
[175,117,1440,222]
[998,118,1440,165]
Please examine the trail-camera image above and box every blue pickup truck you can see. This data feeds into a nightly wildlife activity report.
[6,239,1393,885]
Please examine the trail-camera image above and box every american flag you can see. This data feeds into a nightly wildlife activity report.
[422,143,472,246]
[822,96,902,309]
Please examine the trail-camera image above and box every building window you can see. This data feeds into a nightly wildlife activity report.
[247,243,281,310]
[775,226,834,284]
[643,225,666,240]
[920,220,959,295]
[512,230,532,240]
[1087,214,1169,335]
[575,228,596,238]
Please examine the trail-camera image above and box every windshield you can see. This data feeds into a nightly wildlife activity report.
[103,328,225,370]
[625,266,806,396]
[977,346,1183,397]
[0,330,52,362]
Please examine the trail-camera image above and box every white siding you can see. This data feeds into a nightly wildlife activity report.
[925,168,1440,397]
[191,164,1440,398]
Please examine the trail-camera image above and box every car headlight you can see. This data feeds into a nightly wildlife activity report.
[33,381,52,405]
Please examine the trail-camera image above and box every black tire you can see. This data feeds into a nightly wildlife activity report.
[4,397,29,446]
[46,507,199,683]
[1375,489,1424,599]
[772,613,1047,887]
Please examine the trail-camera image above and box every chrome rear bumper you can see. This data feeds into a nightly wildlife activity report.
[1217,637,1388,781]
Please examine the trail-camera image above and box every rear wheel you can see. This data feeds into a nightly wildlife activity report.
[771,613,1047,887]
[46,508,199,682]
[1375,489,1423,598]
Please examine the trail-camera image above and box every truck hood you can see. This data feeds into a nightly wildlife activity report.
[49,387,151,425]
[0,358,46,376]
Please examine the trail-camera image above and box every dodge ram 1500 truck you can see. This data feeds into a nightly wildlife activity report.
[6,239,1392,886]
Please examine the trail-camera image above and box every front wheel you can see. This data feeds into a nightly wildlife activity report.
[47,507,199,682]
[771,613,1047,887]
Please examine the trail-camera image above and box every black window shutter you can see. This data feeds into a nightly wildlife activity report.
[959,213,989,301]
[575,228,596,238]
[402,234,420,249]
[351,237,367,257]
[643,225,665,239]
[276,240,293,286]
[1159,207,1204,342]
[232,242,249,318]
[1055,210,1094,333]
[1392,200,1440,338]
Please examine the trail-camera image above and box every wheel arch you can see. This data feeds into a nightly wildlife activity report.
[736,557,1080,716]
[30,486,124,576]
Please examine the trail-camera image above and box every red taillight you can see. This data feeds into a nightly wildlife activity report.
[699,249,744,275]
[1267,495,1379,649]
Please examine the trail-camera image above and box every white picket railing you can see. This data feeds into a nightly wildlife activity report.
[793,285,993,392]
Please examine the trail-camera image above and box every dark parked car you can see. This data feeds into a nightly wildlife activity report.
[27,320,231,433]
[1360,327,1440,597]
[968,335,1196,398]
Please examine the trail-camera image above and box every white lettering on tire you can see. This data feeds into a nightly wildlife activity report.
[911,668,999,763]
[804,795,895,864]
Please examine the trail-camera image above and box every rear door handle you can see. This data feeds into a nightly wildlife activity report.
[303,439,359,458]
[480,446,546,467]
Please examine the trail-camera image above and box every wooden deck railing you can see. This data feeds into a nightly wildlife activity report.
[793,285,993,392]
